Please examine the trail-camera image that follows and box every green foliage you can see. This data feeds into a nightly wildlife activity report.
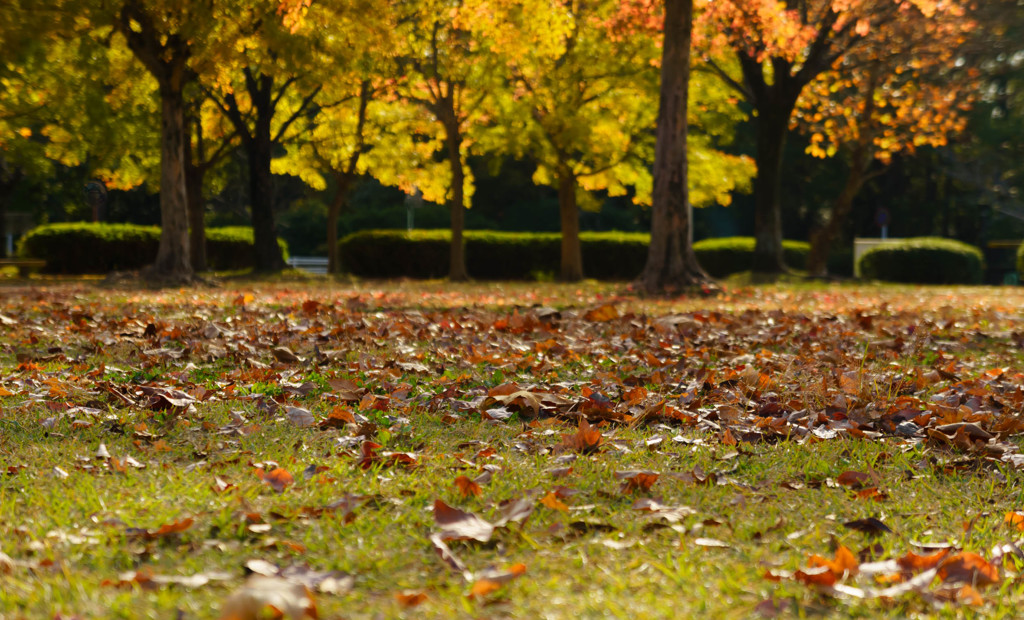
[858,237,984,284]
[18,223,288,274]
[692,237,811,278]
[338,230,808,280]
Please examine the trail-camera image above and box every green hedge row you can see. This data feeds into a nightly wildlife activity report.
[858,237,984,284]
[18,223,288,274]
[691,237,810,278]
[1018,240,1024,280]
[337,230,812,279]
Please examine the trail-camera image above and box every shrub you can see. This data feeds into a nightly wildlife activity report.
[692,237,811,277]
[204,227,289,270]
[1017,240,1024,281]
[19,223,288,274]
[338,230,808,279]
[857,237,983,284]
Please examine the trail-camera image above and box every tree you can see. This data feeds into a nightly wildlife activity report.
[697,0,972,274]
[111,0,197,281]
[389,0,502,281]
[797,6,975,276]
[202,3,329,272]
[482,0,657,281]
[639,0,709,292]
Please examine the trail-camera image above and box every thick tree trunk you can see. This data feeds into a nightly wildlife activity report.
[327,172,352,274]
[443,118,468,281]
[807,145,871,277]
[118,1,192,282]
[558,163,583,282]
[751,107,790,274]
[640,0,708,294]
[151,83,192,280]
[247,132,285,271]
[246,74,286,272]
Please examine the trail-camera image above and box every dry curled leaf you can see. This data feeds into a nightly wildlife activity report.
[219,575,317,620]
[433,500,494,542]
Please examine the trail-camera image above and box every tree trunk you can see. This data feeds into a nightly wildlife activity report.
[327,172,353,274]
[807,145,870,277]
[558,163,584,281]
[184,114,207,272]
[248,75,286,272]
[640,0,708,294]
[751,106,791,274]
[151,82,192,280]
[117,1,192,282]
[443,117,468,281]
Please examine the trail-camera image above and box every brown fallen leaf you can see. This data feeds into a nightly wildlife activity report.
[843,517,892,537]
[126,517,194,541]
[555,419,603,454]
[492,495,536,527]
[468,563,527,599]
[836,470,877,490]
[584,304,620,322]
[395,590,429,607]
[219,575,317,620]
[271,346,301,364]
[898,548,950,572]
[540,491,569,513]
[614,470,659,494]
[433,500,494,542]
[936,552,999,586]
[454,475,482,498]
[261,468,294,493]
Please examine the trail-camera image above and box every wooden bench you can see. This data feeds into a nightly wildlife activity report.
[0,258,46,277]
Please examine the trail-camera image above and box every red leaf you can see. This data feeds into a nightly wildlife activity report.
[433,500,494,542]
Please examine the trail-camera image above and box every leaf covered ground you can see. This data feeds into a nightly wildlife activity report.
[2,280,1024,618]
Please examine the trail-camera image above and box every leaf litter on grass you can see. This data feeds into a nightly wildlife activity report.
[2,282,1024,615]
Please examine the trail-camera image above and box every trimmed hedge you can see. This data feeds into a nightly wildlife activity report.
[338,230,811,279]
[858,237,984,284]
[691,237,810,278]
[1018,240,1024,281]
[18,223,288,274]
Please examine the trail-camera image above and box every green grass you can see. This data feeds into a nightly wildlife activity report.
[1,281,1023,618]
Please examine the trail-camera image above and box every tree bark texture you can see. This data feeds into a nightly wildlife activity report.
[640,0,709,293]
[118,1,192,281]
[247,74,286,272]
[151,82,193,280]
[558,163,583,282]
[751,106,791,274]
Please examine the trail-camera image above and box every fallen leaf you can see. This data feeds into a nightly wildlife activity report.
[468,563,526,599]
[263,468,294,493]
[843,517,892,536]
[286,407,316,428]
[454,475,482,498]
[937,552,999,586]
[540,491,569,513]
[394,590,429,607]
[219,575,316,620]
[433,500,494,542]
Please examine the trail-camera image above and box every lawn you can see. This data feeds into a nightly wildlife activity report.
[1,278,1024,619]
